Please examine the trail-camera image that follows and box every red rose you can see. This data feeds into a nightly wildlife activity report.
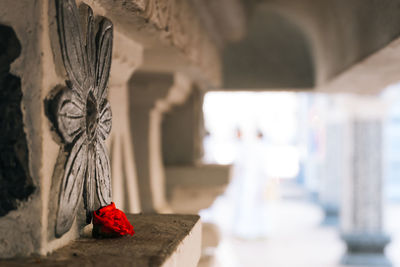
[92,202,134,238]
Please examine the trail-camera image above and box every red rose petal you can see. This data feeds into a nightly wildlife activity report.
[93,202,135,237]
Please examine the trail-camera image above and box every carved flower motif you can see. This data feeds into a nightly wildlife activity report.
[53,0,114,237]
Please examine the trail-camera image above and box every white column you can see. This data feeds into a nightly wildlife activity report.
[320,99,346,225]
[340,96,391,267]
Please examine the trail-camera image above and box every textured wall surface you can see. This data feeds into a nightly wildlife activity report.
[0,0,44,258]
[0,25,34,217]
[0,214,201,267]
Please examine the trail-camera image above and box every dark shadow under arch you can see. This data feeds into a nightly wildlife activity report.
[223,6,315,89]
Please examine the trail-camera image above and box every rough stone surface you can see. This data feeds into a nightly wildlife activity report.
[95,0,223,87]
[47,0,114,237]
[0,214,201,267]
[0,25,34,217]
[0,0,44,258]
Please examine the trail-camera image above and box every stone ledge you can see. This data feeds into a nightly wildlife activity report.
[0,214,201,267]
[166,164,232,213]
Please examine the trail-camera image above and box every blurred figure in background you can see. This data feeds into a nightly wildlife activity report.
[230,129,271,239]
[201,128,273,239]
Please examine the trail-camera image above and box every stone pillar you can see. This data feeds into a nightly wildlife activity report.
[340,96,391,267]
[162,86,231,203]
[107,31,143,213]
[162,87,232,267]
[162,86,205,166]
[320,100,345,225]
[320,123,342,225]
[302,94,327,202]
[128,72,192,213]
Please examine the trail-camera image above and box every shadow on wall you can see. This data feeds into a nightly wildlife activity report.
[0,25,35,216]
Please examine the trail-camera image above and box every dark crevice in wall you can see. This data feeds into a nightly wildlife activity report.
[0,25,35,216]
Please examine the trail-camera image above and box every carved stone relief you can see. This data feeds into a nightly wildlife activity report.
[96,0,222,85]
[47,0,113,237]
[0,25,35,217]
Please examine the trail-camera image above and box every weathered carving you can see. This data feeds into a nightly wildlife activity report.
[96,0,222,86]
[0,25,35,216]
[143,0,173,31]
[50,0,113,237]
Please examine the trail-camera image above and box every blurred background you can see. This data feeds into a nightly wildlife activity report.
[197,86,400,267]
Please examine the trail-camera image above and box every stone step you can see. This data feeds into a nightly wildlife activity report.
[0,214,201,267]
